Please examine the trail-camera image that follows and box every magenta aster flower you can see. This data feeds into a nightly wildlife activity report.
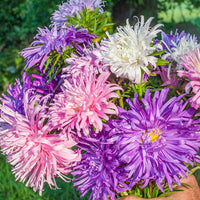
[51,0,105,27]
[72,128,129,200]
[20,25,96,71]
[49,70,121,136]
[110,88,200,192]
[178,46,200,109]
[0,92,81,195]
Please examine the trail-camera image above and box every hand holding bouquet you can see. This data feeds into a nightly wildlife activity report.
[0,0,200,199]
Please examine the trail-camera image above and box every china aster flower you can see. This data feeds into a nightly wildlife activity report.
[72,128,129,200]
[0,72,33,115]
[63,46,108,78]
[110,88,200,192]
[51,0,105,27]
[178,46,200,109]
[156,65,180,89]
[49,69,121,136]
[0,92,81,195]
[20,24,96,71]
[159,29,198,65]
[99,16,162,84]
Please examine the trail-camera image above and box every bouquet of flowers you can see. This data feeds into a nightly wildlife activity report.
[0,0,200,199]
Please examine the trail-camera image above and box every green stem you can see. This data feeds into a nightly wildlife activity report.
[116,90,124,108]
[138,83,143,99]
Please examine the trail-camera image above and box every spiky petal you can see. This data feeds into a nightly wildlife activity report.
[99,16,162,84]
[51,0,105,27]
[49,68,121,136]
[109,88,200,192]
[178,46,200,109]
[0,92,81,195]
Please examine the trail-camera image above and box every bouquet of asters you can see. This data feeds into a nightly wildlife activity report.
[0,0,200,199]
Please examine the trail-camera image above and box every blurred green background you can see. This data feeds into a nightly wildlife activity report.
[0,0,200,199]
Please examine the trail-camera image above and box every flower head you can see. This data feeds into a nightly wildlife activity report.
[0,73,33,115]
[64,46,108,78]
[178,46,200,109]
[51,0,105,27]
[160,30,198,65]
[72,128,129,200]
[49,69,121,136]
[20,25,96,71]
[110,88,200,192]
[0,92,81,195]
[99,16,162,84]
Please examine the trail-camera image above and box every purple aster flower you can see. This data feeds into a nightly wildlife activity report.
[0,73,33,115]
[72,128,129,200]
[0,72,59,115]
[20,24,96,71]
[51,0,105,27]
[110,88,200,192]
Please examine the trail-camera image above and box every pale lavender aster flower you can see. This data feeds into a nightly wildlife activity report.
[20,24,96,71]
[51,0,105,27]
[0,91,81,195]
[72,128,129,200]
[110,88,200,192]
[159,29,198,65]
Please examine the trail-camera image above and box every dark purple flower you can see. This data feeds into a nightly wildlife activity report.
[72,128,129,200]
[110,88,200,192]
[20,25,96,71]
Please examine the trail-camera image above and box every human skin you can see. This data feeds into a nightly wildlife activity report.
[119,175,200,200]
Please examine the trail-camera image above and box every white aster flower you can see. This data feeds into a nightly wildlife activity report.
[99,16,162,84]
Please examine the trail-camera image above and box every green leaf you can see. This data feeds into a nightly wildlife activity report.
[156,58,170,66]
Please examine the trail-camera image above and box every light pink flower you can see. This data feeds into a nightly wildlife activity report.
[63,46,109,79]
[49,70,121,136]
[157,65,180,89]
[0,92,81,195]
[178,46,200,109]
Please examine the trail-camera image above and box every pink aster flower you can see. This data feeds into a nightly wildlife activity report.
[178,46,200,109]
[63,46,109,78]
[49,70,121,136]
[0,92,81,195]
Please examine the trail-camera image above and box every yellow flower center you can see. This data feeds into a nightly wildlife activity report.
[148,128,162,143]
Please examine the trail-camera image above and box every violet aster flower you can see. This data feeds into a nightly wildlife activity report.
[20,24,96,71]
[178,46,200,109]
[0,73,33,115]
[51,0,105,27]
[110,88,200,192]
[49,69,121,136]
[0,91,81,195]
[72,128,129,200]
